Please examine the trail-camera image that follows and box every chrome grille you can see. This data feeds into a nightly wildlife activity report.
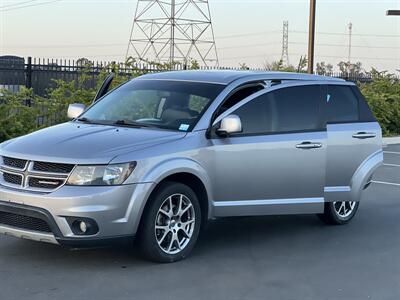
[0,156,75,192]
[28,177,64,189]
[3,173,23,186]
[2,157,27,169]
[33,161,74,174]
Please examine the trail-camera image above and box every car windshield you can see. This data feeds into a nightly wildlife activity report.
[80,79,225,132]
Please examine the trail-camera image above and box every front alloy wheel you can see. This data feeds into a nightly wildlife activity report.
[139,182,201,263]
[155,194,196,255]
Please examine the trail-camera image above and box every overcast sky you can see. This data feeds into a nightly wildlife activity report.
[0,0,399,72]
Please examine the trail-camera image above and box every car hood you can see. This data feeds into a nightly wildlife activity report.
[0,122,186,164]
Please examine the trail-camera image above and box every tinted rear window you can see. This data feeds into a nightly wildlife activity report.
[326,85,359,123]
[351,86,376,122]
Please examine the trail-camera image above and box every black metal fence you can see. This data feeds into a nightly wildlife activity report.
[0,56,159,96]
[0,56,381,97]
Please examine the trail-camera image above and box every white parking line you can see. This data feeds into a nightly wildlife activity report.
[372,180,400,187]
[383,163,400,167]
[384,151,400,155]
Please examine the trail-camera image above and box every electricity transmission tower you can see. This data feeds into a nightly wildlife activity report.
[126,0,219,67]
[281,21,289,66]
[348,22,353,63]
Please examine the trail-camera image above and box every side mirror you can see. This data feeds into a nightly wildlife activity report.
[217,115,242,137]
[67,103,86,119]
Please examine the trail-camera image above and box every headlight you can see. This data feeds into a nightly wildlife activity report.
[67,162,136,186]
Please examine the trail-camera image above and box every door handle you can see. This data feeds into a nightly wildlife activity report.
[295,142,322,149]
[352,132,376,139]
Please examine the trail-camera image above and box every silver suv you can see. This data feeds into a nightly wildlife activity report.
[0,71,383,262]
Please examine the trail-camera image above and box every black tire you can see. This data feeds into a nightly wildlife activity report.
[138,181,201,263]
[318,201,360,225]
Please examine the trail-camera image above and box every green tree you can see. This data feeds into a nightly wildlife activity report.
[239,62,250,70]
[263,57,307,73]
[359,70,400,136]
[0,88,43,142]
[338,61,364,76]
[316,62,334,75]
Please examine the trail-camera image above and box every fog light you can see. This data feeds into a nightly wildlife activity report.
[79,221,88,233]
[67,217,99,236]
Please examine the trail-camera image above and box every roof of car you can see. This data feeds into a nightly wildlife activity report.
[135,70,345,85]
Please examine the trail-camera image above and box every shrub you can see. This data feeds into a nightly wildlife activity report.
[0,88,44,142]
[359,70,400,136]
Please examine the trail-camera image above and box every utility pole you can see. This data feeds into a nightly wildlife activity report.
[348,22,353,63]
[307,0,316,74]
[170,0,175,66]
[281,21,290,66]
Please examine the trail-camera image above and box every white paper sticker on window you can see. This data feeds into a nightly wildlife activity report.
[179,124,190,131]
[327,94,331,103]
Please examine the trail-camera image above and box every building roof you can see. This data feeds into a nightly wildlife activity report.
[136,70,345,85]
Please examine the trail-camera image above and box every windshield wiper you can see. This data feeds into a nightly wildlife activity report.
[76,117,94,124]
[113,120,151,128]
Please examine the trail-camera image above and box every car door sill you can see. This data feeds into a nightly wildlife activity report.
[212,198,324,217]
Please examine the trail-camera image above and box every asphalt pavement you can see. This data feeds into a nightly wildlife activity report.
[1,146,400,300]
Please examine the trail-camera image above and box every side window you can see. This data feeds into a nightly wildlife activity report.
[215,84,264,118]
[229,95,269,135]
[351,86,376,122]
[265,85,323,132]
[326,85,359,123]
[228,85,323,136]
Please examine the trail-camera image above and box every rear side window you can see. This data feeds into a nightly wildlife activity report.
[326,85,359,123]
[226,85,323,136]
[351,86,376,122]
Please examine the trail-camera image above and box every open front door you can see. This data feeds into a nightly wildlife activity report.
[209,83,327,217]
[93,73,114,102]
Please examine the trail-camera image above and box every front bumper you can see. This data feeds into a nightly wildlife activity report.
[0,182,155,246]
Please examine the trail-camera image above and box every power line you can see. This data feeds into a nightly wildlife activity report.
[0,0,62,12]
[4,40,400,50]
[291,30,400,38]
[0,0,38,9]
[222,53,281,60]
[313,54,398,62]
[219,42,278,50]
[217,28,398,40]
[290,41,400,50]
[222,52,399,62]
[4,43,127,49]
[216,30,280,39]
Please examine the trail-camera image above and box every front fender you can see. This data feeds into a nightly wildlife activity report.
[142,158,210,185]
[136,157,214,220]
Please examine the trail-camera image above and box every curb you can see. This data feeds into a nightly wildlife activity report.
[383,137,400,146]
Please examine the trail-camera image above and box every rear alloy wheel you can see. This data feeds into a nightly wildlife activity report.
[318,201,360,225]
[139,182,201,263]
[333,201,357,218]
